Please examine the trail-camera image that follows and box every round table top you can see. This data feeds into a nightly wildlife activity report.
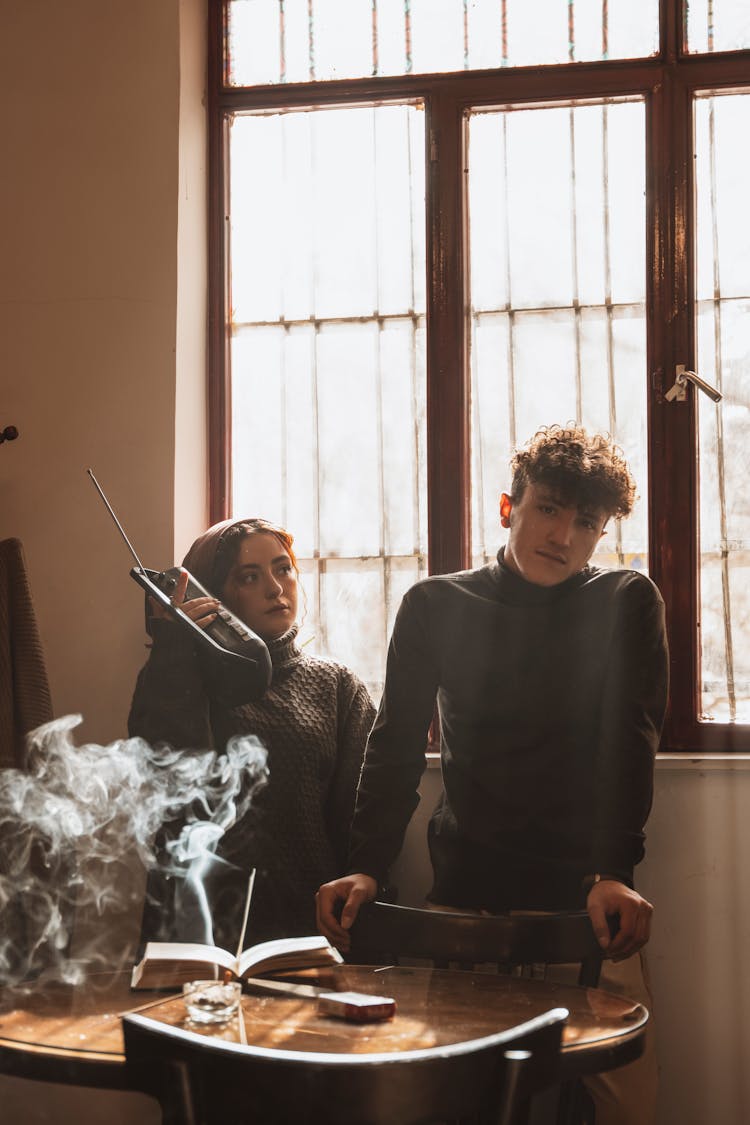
[0,964,647,1087]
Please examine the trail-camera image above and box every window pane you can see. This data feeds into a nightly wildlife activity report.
[226,0,659,87]
[231,107,425,323]
[468,99,648,573]
[686,0,750,53]
[695,92,750,724]
[299,555,424,702]
[229,103,427,701]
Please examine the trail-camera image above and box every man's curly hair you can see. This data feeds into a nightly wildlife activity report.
[510,424,636,520]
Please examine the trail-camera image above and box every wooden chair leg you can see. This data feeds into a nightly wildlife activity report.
[154,1060,198,1125]
[555,1077,594,1125]
[495,1049,533,1125]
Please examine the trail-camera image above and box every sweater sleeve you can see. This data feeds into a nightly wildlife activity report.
[346,586,440,884]
[323,671,376,869]
[127,620,214,752]
[590,573,669,883]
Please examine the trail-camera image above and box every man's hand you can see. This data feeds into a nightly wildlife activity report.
[586,879,653,961]
[315,873,378,953]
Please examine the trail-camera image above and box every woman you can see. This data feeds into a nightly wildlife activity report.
[129,518,375,947]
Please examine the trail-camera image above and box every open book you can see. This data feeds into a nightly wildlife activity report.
[131,933,344,990]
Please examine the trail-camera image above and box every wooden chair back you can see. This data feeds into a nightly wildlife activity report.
[349,901,604,987]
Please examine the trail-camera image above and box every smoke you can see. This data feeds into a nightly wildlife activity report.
[0,714,267,992]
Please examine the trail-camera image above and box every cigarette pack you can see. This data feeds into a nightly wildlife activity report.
[316,990,396,1022]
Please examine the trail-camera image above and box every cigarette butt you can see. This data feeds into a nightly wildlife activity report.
[316,991,396,1023]
[223,970,234,985]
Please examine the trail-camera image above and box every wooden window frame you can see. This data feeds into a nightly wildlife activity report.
[207,0,750,752]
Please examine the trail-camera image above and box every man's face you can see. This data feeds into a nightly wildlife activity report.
[500,482,608,587]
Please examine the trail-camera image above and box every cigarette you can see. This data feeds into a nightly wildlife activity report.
[244,978,396,1023]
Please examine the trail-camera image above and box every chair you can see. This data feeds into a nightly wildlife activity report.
[348,901,604,987]
[349,902,605,1125]
[123,1004,568,1125]
[0,536,53,769]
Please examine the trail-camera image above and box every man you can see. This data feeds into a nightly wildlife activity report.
[317,424,669,1125]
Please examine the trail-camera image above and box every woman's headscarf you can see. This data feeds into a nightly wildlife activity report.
[181,519,245,593]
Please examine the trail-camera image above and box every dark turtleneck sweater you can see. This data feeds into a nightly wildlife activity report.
[347,550,669,912]
[129,622,375,945]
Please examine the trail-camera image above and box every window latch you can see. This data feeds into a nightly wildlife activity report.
[665,364,722,403]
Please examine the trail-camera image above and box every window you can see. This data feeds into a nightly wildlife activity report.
[209,0,750,750]
[226,102,426,701]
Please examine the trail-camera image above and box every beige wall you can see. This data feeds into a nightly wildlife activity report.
[0,1,205,1118]
[0,0,207,746]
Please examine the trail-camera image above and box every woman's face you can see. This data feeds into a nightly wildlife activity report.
[221,532,299,641]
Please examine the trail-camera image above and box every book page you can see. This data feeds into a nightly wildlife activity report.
[141,941,239,974]
[238,935,341,978]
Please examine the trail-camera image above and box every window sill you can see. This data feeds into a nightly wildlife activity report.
[427,751,750,770]
[656,752,750,771]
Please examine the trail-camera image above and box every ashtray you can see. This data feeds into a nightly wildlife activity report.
[182,979,242,1024]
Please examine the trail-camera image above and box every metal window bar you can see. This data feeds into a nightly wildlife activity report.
[406,102,426,592]
[280,327,289,530]
[568,107,584,425]
[223,1,231,85]
[280,0,286,83]
[602,0,609,60]
[310,341,326,653]
[372,109,389,660]
[501,113,517,463]
[307,0,315,81]
[501,0,508,65]
[405,0,412,74]
[600,102,626,566]
[470,298,645,319]
[470,312,485,563]
[568,0,575,63]
[410,316,425,583]
[705,94,735,719]
[463,0,469,70]
[308,113,325,653]
[278,118,290,533]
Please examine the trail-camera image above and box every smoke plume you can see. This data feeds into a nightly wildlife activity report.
[0,714,267,992]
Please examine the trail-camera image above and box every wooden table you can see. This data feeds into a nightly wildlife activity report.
[0,964,647,1090]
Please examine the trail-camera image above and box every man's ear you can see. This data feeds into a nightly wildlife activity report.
[500,493,513,528]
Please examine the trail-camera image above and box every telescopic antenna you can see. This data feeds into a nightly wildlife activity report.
[86,468,146,571]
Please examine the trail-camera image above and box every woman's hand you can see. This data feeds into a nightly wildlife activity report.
[149,568,219,629]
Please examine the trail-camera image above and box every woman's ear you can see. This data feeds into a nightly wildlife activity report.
[499,493,513,528]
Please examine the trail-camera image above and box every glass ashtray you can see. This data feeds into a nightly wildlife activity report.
[182,979,242,1024]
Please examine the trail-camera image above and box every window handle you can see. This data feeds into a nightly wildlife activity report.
[665,364,722,403]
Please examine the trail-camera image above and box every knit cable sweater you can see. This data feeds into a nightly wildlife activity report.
[129,623,375,944]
